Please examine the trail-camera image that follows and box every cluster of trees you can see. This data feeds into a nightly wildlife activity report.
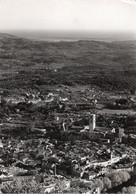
[0,168,131,193]
[122,186,136,193]
[79,171,131,192]
[108,171,130,188]
[92,171,130,191]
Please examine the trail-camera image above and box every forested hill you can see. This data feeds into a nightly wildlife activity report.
[0,32,136,91]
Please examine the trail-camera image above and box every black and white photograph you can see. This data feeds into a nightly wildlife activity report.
[0,0,136,193]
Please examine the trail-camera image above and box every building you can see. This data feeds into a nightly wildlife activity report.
[0,139,3,152]
[89,114,96,131]
[115,128,124,142]
[60,113,124,142]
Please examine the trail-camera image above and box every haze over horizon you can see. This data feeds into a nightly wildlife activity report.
[0,0,136,39]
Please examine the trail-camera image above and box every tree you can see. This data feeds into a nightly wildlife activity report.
[93,179,104,190]
[102,177,112,191]
[109,173,122,187]
[119,171,130,182]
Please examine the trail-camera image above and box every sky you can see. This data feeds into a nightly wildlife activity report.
[0,0,136,36]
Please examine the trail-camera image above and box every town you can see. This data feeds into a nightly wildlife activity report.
[0,83,136,193]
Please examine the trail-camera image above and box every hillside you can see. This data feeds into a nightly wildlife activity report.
[0,32,136,92]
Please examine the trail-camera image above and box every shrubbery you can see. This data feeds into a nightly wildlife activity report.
[0,171,131,193]
[1,178,45,193]
[108,171,130,188]
[122,186,136,193]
